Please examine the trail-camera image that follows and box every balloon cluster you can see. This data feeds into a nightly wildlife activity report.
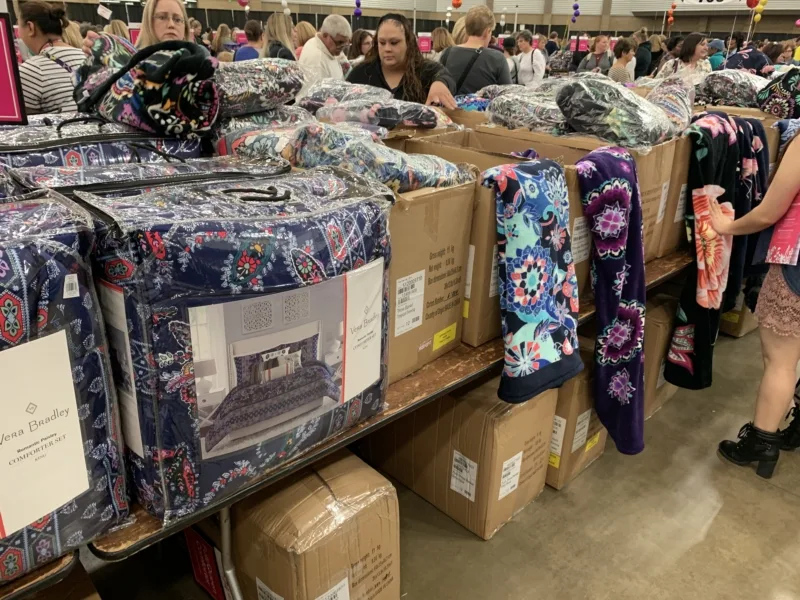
[667,2,676,27]
[354,0,361,18]
[571,2,579,23]
[747,0,767,23]
[446,5,451,26]
[500,7,506,28]
[281,0,291,16]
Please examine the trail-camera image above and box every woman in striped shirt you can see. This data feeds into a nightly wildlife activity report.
[18,1,86,115]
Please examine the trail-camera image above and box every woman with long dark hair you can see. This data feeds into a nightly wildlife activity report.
[348,29,373,61]
[346,13,456,109]
[655,32,711,78]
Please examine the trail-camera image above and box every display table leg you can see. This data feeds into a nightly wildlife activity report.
[220,506,244,600]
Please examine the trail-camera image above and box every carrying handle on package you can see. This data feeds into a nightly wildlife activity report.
[55,115,112,137]
[222,186,291,202]
[129,142,187,164]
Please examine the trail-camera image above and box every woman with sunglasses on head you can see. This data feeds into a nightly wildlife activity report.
[347,13,457,110]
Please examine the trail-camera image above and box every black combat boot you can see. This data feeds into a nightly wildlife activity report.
[780,404,800,451]
[718,423,781,479]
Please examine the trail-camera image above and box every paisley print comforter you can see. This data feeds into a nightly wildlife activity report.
[205,361,339,452]
[0,190,128,584]
[81,167,392,524]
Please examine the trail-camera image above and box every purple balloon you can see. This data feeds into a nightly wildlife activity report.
[571,16,577,22]
[574,9,580,16]
[572,2,579,8]
[354,7,362,16]
[355,0,361,6]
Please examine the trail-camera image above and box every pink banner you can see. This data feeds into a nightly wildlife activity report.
[610,37,618,50]
[0,15,25,125]
[236,32,247,44]
[130,28,140,45]
[418,35,431,53]
[767,191,800,265]
[569,36,577,51]
[531,37,539,49]
[578,36,589,52]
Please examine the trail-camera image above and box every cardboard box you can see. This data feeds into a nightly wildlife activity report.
[388,181,475,382]
[643,295,679,420]
[28,564,101,600]
[404,134,529,346]
[475,126,678,263]
[658,135,692,257]
[231,450,400,600]
[405,130,593,347]
[547,337,608,490]
[444,108,489,128]
[356,377,557,540]
[720,290,759,338]
[630,86,652,98]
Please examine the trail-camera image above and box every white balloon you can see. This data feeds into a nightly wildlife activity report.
[281,0,287,5]
[283,7,291,15]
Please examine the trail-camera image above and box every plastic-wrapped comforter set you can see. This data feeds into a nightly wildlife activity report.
[0,191,128,583]
[0,34,481,582]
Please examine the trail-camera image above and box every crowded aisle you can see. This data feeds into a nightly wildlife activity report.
[1,0,800,598]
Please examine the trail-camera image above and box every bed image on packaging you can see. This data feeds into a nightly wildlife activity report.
[83,167,393,523]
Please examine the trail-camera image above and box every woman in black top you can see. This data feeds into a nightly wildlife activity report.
[347,13,456,109]
[265,12,296,60]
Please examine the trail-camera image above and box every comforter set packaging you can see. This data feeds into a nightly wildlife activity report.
[0,191,128,584]
[78,167,393,524]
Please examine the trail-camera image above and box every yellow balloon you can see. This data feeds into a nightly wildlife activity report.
[754,13,762,22]
[755,5,763,13]
[760,0,767,5]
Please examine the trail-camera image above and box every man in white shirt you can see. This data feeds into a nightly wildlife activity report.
[298,14,352,94]
[515,30,546,86]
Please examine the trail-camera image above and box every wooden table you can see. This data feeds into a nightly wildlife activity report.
[89,249,693,562]
[0,553,77,600]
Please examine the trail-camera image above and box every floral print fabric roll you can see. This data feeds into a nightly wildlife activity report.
[487,92,567,132]
[482,160,584,403]
[647,75,695,137]
[215,59,306,117]
[757,68,800,119]
[575,147,646,455]
[455,94,491,112]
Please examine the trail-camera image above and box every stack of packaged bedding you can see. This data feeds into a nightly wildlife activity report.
[73,167,394,524]
[0,190,128,584]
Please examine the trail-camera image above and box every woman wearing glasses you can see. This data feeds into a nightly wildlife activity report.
[136,0,192,48]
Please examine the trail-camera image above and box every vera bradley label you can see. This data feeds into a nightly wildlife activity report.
[0,330,89,538]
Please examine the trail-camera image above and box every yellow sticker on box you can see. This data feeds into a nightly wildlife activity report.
[721,312,740,324]
[585,432,601,453]
[433,322,458,351]
[462,300,470,319]
[548,453,561,469]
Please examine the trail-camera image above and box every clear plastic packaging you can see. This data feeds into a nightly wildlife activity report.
[700,69,770,108]
[316,98,452,130]
[215,59,306,116]
[216,106,315,140]
[556,78,674,147]
[9,157,291,198]
[455,94,491,112]
[0,120,202,169]
[647,75,695,137]
[476,84,528,100]
[338,139,476,192]
[0,190,128,583]
[79,168,393,523]
[298,79,393,115]
[487,92,567,132]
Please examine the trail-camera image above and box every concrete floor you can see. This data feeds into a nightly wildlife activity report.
[86,331,800,600]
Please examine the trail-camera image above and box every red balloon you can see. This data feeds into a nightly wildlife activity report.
[452,0,462,7]
[667,16,674,24]
[746,0,758,8]
[671,2,676,7]
[667,9,673,16]
[237,0,248,6]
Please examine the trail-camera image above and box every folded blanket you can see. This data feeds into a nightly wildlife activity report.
[488,91,566,132]
[215,59,305,117]
[701,69,769,108]
[298,78,392,114]
[317,98,452,129]
[647,75,695,137]
[74,33,137,104]
[76,40,220,139]
[556,78,673,147]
